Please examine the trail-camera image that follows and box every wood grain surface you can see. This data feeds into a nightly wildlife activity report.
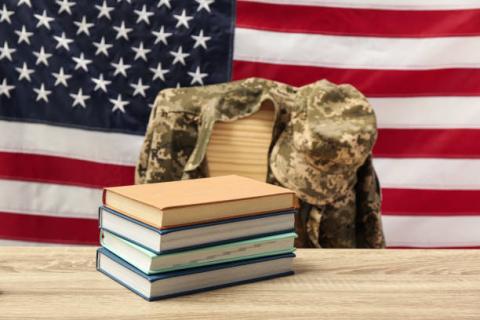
[0,248,479,319]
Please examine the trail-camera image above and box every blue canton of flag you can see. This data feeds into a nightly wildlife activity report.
[0,0,234,134]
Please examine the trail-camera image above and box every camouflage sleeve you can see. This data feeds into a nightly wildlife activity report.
[135,104,200,184]
[354,155,386,248]
[136,99,159,184]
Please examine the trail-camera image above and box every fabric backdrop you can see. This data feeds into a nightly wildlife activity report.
[0,0,479,248]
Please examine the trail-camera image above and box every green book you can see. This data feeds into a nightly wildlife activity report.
[100,229,296,274]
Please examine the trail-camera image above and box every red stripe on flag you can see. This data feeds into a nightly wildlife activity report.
[232,60,480,96]
[0,212,99,245]
[375,129,480,158]
[237,1,480,37]
[0,152,134,188]
[382,189,480,216]
[8,129,478,187]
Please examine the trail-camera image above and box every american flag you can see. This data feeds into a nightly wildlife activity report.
[0,0,233,244]
[1,0,479,248]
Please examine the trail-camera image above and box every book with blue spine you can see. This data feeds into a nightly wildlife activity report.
[97,247,295,301]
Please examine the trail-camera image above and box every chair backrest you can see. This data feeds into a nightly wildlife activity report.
[207,101,275,181]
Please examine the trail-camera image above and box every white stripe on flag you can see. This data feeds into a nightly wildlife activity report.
[0,120,143,166]
[239,0,480,10]
[234,28,480,70]
[371,97,480,129]
[0,179,101,219]
[383,215,480,247]
[374,159,480,190]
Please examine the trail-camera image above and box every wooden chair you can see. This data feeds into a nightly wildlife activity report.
[207,101,275,181]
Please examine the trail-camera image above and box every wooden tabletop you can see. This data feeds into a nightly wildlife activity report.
[0,248,479,320]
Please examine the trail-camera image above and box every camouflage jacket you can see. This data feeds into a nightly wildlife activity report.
[136,78,385,248]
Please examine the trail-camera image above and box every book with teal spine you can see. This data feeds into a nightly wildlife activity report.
[101,229,296,274]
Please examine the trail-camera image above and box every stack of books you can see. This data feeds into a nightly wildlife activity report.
[96,175,298,300]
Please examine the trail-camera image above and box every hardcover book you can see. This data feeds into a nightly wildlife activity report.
[99,206,296,253]
[100,229,296,274]
[103,175,297,229]
[97,248,295,301]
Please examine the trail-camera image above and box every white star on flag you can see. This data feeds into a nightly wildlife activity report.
[72,53,92,72]
[132,42,151,61]
[17,0,32,8]
[109,94,129,113]
[157,0,171,9]
[56,0,76,15]
[173,10,193,29]
[74,16,94,36]
[134,5,154,25]
[33,46,52,66]
[0,42,16,61]
[0,78,15,98]
[195,0,215,13]
[150,63,170,81]
[91,74,111,92]
[93,37,113,57]
[52,67,72,87]
[15,25,33,45]
[111,58,131,77]
[15,63,34,82]
[152,26,172,45]
[188,66,208,85]
[0,4,14,24]
[170,46,190,66]
[95,1,114,20]
[114,21,133,40]
[130,78,150,97]
[54,32,73,51]
[33,83,51,103]
[70,88,90,108]
[191,30,211,49]
[34,10,55,30]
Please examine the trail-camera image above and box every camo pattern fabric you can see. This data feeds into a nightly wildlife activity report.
[136,77,385,248]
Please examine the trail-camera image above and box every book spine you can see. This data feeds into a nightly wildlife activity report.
[96,249,101,271]
[97,207,103,228]
[102,189,107,205]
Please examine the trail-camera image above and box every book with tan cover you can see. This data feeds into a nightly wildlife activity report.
[103,175,297,229]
